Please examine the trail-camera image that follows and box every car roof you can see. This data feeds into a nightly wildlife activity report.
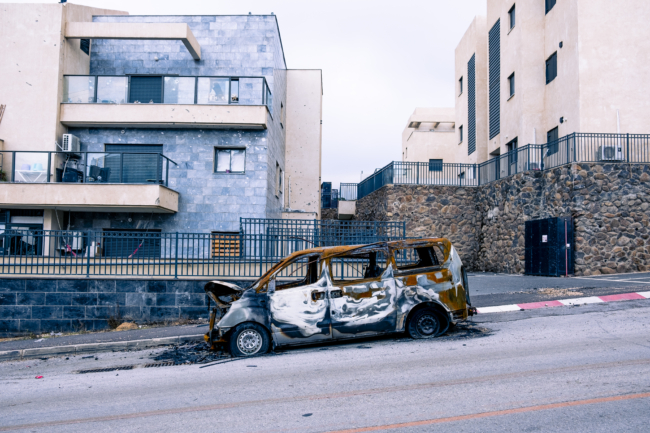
[281,237,451,261]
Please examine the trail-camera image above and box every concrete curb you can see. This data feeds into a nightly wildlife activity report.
[0,334,205,362]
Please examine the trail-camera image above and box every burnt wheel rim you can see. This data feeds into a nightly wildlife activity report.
[416,314,439,336]
[237,329,262,355]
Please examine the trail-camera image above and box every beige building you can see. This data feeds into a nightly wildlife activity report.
[482,0,650,162]
[401,108,457,164]
[408,0,650,174]
[0,2,323,244]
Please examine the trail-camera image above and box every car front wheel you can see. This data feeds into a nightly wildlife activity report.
[229,323,270,357]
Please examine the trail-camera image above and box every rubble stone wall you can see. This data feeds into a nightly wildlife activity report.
[320,208,338,220]
[355,163,650,276]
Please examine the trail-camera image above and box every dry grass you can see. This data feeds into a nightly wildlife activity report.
[536,288,584,297]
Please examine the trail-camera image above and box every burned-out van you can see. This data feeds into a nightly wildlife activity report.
[204,238,475,356]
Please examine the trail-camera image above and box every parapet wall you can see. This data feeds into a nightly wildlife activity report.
[356,163,650,276]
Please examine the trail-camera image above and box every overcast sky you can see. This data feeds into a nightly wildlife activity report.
[14,0,486,187]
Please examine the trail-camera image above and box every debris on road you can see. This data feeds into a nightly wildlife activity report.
[150,343,231,365]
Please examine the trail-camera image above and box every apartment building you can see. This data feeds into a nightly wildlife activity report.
[405,0,649,170]
[0,2,322,248]
[401,108,456,164]
[485,0,650,160]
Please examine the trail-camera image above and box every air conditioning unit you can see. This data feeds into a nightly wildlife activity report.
[60,134,80,153]
[599,145,624,161]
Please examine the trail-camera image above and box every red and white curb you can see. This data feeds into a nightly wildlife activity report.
[476,291,650,314]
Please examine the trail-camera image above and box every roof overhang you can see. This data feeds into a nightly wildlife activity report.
[65,22,201,60]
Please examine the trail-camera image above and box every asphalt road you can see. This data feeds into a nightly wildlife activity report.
[1,300,649,432]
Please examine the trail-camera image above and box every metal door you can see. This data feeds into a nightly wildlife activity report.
[268,274,332,346]
[328,266,398,339]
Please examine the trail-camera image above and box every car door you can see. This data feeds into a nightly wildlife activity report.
[327,252,398,339]
[268,257,332,346]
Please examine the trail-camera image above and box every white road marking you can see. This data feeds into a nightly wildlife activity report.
[559,297,603,305]
[476,304,520,314]
[637,292,650,299]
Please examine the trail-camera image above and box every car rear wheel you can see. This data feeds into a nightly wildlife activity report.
[407,308,444,339]
[229,323,270,357]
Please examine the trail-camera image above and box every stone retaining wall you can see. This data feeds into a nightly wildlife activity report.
[0,278,250,337]
[355,163,650,276]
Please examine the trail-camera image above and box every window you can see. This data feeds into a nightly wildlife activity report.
[508,73,515,97]
[509,4,516,29]
[215,148,246,173]
[546,52,558,84]
[459,76,463,95]
[104,144,163,184]
[80,38,90,55]
[428,159,443,172]
[547,127,559,155]
[129,76,163,104]
[507,137,518,165]
[459,125,464,143]
[230,79,239,102]
[330,249,389,283]
[393,246,441,272]
[276,162,283,197]
[211,232,241,257]
[280,102,285,127]
[489,19,501,139]
[545,0,556,14]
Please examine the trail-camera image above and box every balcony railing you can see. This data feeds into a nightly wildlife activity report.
[62,75,272,114]
[339,133,650,200]
[0,151,178,187]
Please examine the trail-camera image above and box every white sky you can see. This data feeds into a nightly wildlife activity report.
[12,0,487,187]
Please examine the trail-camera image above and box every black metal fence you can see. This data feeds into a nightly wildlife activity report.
[344,133,650,199]
[0,219,405,278]
[340,183,358,201]
[0,151,177,187]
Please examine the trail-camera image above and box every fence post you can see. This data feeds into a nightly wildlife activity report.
[174,232,179,279]
[86,232,90,277]
[627,133,630,163]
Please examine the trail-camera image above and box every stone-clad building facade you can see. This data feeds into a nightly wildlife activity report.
[1,4,322,236]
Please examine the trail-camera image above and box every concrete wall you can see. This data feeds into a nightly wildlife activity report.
[355,162,650,277]
[284,70,323,218]
[401,108,458,163]
[455,16,488,164]
[0,3,125,154]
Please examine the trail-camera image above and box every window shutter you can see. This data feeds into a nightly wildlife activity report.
[468,54,476,156]
[489,20,501,140]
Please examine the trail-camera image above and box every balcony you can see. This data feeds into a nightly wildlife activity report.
[60,75,272,129]
[0,151,179,213]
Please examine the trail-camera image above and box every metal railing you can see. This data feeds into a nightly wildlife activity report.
[345,133,650,199]
[0,151,178,187]
[0,219,405,278]
[62,75,273,114]
[340,183,358,201]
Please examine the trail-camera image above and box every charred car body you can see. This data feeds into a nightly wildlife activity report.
[204,238,475,357]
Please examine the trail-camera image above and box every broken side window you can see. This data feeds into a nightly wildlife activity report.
[393,246,442,272]
[329,248,389,283]
[271,254,322,291]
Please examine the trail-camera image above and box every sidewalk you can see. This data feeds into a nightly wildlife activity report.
[0,324,207,362]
